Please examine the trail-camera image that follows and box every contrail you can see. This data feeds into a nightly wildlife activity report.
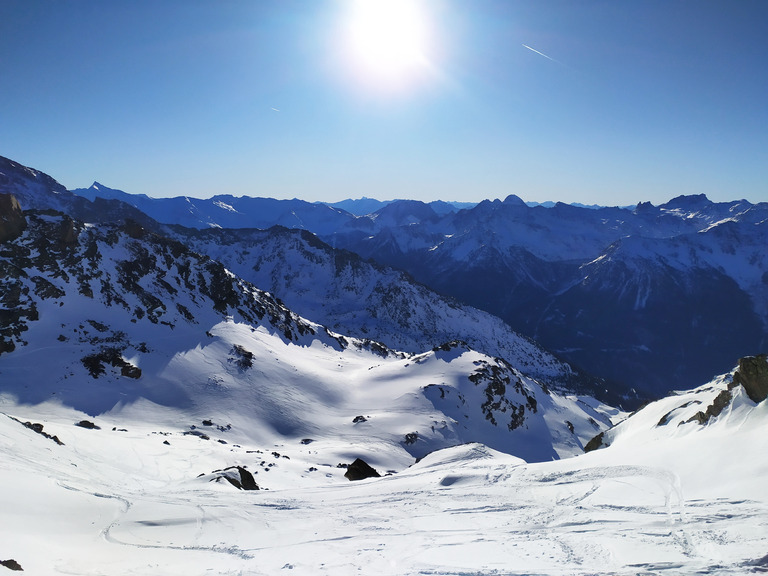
[522,43,561,65]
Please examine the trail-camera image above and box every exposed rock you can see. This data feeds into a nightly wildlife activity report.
[231,344,254,369]
[237,466,259,490]
[352,415,367,423]
[75,420,100,430]
[0,558,23,571]
[12,418,64,446]
[0,193,26,243]
[685,388,734,426]
[209,466,259,490]
[81,348,141,379]
[583,431,606,453]
[733,354,768,403]
[657,400,700,426]
[344,458,381,481]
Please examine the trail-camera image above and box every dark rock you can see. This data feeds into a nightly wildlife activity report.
[120,364,142,379]
[232,344,254,369]
[352,415,367,423]
[584,431,606,453]
[404,432,418,445]
[237,466,259,490]
[733,354,768,403]
[657,400,700,426]
[18,419,64,445]
[300,438,314,445]
[202,419,213,426]
[211,466,259,490]
[0,558,23,571]
[27,422,44,434]
[0,193,26,243]
[344,458,381,481]
[685,388,734,425]
[75,420,100,430]
[122,219,146,240]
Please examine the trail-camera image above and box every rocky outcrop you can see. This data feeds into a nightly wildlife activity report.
[7,417,64,446]
[75,420,100,430]
[733,354,768,403]
[0,194,26,242]
[583,431,606,453]
[685,388,735,425]
[344,458,381,481]
[0,558,23,571]
[208,466,259,490]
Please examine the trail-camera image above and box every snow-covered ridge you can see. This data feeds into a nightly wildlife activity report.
[174,225,597,394]
[0,207,614,462]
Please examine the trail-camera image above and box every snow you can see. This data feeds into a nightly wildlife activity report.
[1,190,766,574]
[213,200,239,213]
[1,378,766,575]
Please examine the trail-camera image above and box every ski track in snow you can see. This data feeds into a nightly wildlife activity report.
[38,451,767,575]
[1,381,767,576]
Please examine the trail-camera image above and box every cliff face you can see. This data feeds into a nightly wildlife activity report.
[0,194,26,242]
[733,354,768,403]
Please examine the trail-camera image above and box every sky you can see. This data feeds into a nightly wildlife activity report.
[1,0,767,205]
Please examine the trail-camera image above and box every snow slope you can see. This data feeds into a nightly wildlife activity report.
[0,209,615,461]
[176,226,596,393]
[1,361,766,575]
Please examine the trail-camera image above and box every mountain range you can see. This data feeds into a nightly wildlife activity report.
[68,174,768,401]
[2,154,768,574]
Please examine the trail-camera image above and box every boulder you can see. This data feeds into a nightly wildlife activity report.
[0,558,23,571]
[75,420,100,430]
[733,354,768,403]
[344,458,381,481]
[237,466,259,490]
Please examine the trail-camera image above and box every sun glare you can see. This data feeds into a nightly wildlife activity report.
[343,0,432,94]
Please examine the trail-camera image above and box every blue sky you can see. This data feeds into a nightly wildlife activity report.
[2,0,766,205]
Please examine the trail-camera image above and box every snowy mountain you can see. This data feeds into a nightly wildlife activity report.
[324,197,477,216]
[2,156,767,575]
[332,195,768,399]
[0,197,616,460]
[7,157,606,400]
[0,156,160,230]
[70,173,768,401]
[71,181,353,234]
[1,333,765,574]
[172,225,608,399]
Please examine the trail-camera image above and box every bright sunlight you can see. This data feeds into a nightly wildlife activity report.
[342,0,433,95]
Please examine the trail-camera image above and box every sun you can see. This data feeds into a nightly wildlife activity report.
[342,0,432,94]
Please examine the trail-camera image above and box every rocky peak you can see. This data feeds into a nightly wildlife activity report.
[733,354,768,403]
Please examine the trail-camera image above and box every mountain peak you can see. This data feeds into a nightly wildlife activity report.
[502,194,527,206]
[663,193,711,210]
